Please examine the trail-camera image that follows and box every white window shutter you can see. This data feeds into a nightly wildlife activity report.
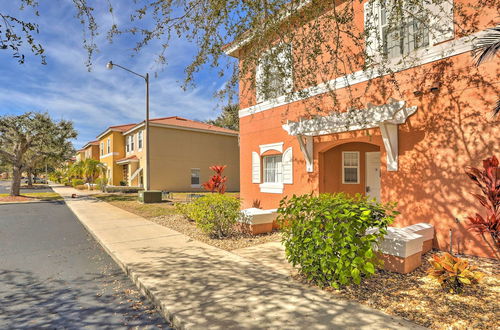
[282,147,293,184]
[252,151,261,183]
[428,0,454,45]
[364,0,381,61]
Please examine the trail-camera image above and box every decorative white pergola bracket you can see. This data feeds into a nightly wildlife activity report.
[297,135,314,172]
[282,99,417,172]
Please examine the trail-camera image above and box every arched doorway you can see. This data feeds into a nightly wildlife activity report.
[320,142,381,201]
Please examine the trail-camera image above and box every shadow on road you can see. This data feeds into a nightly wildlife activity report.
[0,269,165,329]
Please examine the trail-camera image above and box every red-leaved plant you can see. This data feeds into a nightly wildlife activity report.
[202,165,227,194]
[465,156,499,256]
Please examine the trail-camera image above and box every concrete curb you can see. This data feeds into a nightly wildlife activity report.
[55,192,188,329]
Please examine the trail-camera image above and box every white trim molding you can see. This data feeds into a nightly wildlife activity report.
[296,135,313,172]
[282,99,416,136]
[130,167,143,181]
[116,158,139,165]
[259,142,284,155]
[239,33,478,119]
[259,182,284,194]
[100,152,119,159]
[283,99,416,172]
[124,122,238,137]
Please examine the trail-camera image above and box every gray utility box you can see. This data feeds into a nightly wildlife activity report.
[138,190,163,203]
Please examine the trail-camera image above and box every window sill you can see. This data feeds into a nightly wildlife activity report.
[259,182,284,194]
[191,184,201,188]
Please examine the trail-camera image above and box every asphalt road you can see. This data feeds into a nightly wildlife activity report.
[0,180,53,194]
[0,199,170,329]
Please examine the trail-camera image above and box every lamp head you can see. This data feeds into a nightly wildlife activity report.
[106,61,113,70]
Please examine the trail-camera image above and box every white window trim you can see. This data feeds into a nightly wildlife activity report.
[259,142,284,155]
[100,142,104,156]
[262,154,283,184]
[107,138,111,154]
[259,182,284,194]
[256,43,294,104]
[190,168,201,188]
[342,151,360,184]
[138,131,143,151]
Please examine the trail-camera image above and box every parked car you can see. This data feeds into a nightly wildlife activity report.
[33,177,48,184]
[23,177,47,184]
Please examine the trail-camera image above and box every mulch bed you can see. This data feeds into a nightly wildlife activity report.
[294,252,499,329]
[150,214,282,251]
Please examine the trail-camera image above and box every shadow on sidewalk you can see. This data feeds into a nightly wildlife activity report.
[119,244,421,329]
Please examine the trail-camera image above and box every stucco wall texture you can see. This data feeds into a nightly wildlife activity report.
[237,0,499,258]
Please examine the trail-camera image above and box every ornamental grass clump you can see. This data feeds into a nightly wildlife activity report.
[277,193,398,288]
[427,252,484,294]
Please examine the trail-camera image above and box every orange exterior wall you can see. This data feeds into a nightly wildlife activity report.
[321,142,380,196]
[237,1,499,258]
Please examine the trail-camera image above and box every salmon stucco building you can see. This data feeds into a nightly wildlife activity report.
[97,116,240,192]
[226,0,499,258]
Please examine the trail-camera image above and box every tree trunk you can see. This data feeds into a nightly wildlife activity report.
[27,169,33,188]
[11,166,22,196]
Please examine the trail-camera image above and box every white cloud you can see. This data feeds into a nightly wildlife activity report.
[0,1,229,149]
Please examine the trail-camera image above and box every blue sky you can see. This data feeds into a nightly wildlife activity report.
[0,1,235,149]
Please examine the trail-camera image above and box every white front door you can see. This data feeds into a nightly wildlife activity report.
[365,152,381,202]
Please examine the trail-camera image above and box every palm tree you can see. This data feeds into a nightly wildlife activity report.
[82,159,105,185]
[69,161,84,179]
[473,24,500,116]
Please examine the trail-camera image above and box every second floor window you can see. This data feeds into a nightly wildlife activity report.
[130,135,134,151]
[381,2,429,59]
[138,131,143,149]
[256,44,293,103]
[100,143,104,156]
[107,138,111,154]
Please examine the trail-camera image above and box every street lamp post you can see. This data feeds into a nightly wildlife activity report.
[106,61,151,191]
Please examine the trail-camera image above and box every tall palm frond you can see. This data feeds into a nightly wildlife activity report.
[473,25,500,116]
[474,25,500,66]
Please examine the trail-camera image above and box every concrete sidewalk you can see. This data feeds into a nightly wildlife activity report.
[52,185,423,330]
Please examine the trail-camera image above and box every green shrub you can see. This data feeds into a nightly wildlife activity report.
[277,193,398,288]
[182,194,241,238]
[119,180,127,186]
[71,178,84,187]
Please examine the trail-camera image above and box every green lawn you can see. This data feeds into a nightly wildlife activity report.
[0,192,63,201]
[94,194,178,219]
[94,191,240,219]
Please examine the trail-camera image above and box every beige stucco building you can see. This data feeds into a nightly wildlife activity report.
[97,116,240,192]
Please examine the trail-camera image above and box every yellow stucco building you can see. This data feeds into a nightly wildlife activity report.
[97,117,240,191]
